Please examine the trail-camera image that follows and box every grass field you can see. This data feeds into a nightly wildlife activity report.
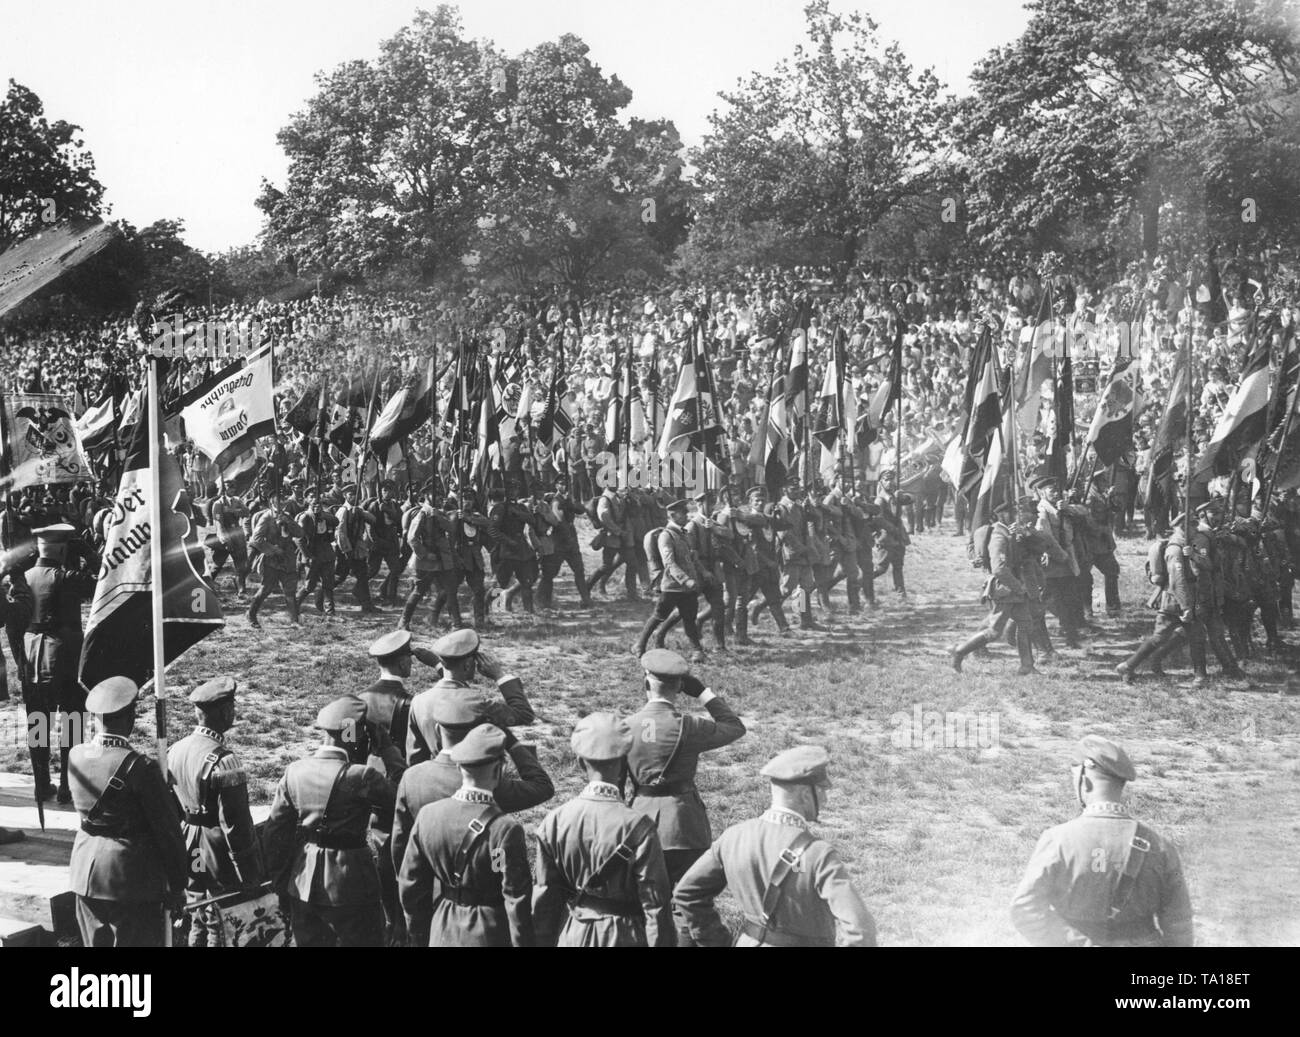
[3,519,1299,945]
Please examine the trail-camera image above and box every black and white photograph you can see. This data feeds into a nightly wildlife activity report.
[0,0,1294,1008]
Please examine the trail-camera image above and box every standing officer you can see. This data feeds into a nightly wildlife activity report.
[167,677,263,947]
[406,628,536,765]
[533,712,675,947]
[68,677,189,947]
[392,690,553,878]
[397,724,535,947]
[360,629,442,764]
[634,499,706,659]
[263,696,395,947]
[247,488,303,628]
[24,523,96,803]
[626,648,746,944]
[1010,735,1194,947]
[295,487,339,616]
[674,745,877,947]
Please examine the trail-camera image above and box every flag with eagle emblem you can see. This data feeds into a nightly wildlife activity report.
[1084,357,1142,466]
[1,392,92,490]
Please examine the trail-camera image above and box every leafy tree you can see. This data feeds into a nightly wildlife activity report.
[0,79,105,251]
[955,0,1300,256]
[690,0,944,268]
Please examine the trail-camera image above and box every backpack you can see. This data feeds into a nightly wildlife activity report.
[644,525,666,587]
[1146,536,1171,587]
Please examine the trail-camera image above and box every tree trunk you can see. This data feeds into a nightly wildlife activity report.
[1140,190,1161,259]
[842,230,859,269]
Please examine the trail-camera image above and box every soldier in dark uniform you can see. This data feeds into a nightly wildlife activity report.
[167,677,264,947]
[634,499,706,659]
[651,490,730,652]
[736,485,793,636]
[23,523,97,802]
[400,485,457,631]
[397,724,535,946]
[294,487,339,615]
[247,488,303,628]
[391,689,553,876]
[206,477,250,594]
[366,480,406,606]
[585,484,639,600]
[775,478,826,630]
[335,484,378,613]
[486,487,538,614]
[533,712,675,947]
[1011,735,1194,947]
[68,677,189,947]
[674,745,877,946]
[406,628,537,765]
[535,481,593,609]
[626,649,746,945]
[263,696,395,947]
[444,491,493,628]
[360,629,441,764]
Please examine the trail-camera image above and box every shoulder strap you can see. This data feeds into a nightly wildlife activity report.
[195,746,232,814]
[577,814,656,898]
[312,761,352,837]
[84,751,142,825]
[453,803,503,888]
[757,829,817,936]
[1109,820,1153,921]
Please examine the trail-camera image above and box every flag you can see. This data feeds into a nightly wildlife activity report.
[1260,320,1300,489]
[1047,357,1074,484]
[327,404,357,456]
[970,397,1016,534]
[784,329,808,418]
[956,326,1003,494]
[178,345,276,468]
[78,380,224,693]
[537,340,574,451]
[1143,365,1188,509]
[369,358,435,456]
[1016,321,1056,434]
[283,383,323,435]
[811,342,843,453]
[0,392,92,491]
[218,447,264,496]
[658,333,723,459]
[471,353,501,485]
[74,392,117,454]
[1085,357,1142,467]
[1194,328,1271,480]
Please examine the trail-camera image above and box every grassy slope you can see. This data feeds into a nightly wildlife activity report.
[3,520,1298,945]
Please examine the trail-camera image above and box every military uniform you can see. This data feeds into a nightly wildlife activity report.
[295,502,339,614]
[735,491,792,634]
[401,499,457,630]
[1011,736,1194,947]
[536,492,591,608]
[207,491,250,592]
[397,726,534,946]
[635,508,704,657]
[69,677,189,947]
[335,493,377,610]
[486,495,538,612]
[951,503,1037,674]
[674,746,876,947]
[247,502,303,626]
[23,524,96,800]
[262,697,395,947]
[586,488,638,599]
[533,713,675,947]
[167,677,263,947]
[365,489,406,605]
[1034,487,1082,646]
[626,649,746,943]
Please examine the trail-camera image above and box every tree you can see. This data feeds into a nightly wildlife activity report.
[259,6,665,283]
[0,79,105,251]
[955,0,1300,256]
[690,0,944,268]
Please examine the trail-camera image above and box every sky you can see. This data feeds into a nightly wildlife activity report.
[1,0,1031,253]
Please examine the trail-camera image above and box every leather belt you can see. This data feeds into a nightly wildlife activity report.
[635,782,695,798]
[303,831,365,850]
[571,894,640,917]
[440,886,504,909]
[738,917,831,948]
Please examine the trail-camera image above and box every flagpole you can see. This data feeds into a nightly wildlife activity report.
[1261,316,1298,503]
[1184,320,1195,600]
[894,312,902,497]
[146,353,172,948]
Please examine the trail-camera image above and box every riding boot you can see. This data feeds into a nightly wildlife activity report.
[285,593,301,626]
[654,612,679,648]
[634,612,661,657]
[1116,638,1159,683]
[734,600,753,646]
[949,631,991,673]
[1185,640,1210,686]
[502,580,521,612]
[30,746,52,801]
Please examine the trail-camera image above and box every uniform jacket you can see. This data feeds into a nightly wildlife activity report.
[358,677,413,763]
[406,676,536,765]
[596,491,634,549]
[775,496,813,566]
[487,501,537,563]
[674,810,877,947]
[68,735,189,902]
[1010,802,1194,947]
[296,507,338,562]
[262,746,395,907]
[657,521,699,594]
[408,505,456,572]
[983,521,1028,603]
[1036,501,1078,578]
[167,727,262,893]
[398,792,534,947]
[335,502,375,560]
[533,784,675,947]
[627,695,746,851]
[391,743,554,873]
[249,509,303,574]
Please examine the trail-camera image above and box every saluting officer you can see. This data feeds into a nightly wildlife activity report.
[167,676,264,947]
[674,745,877,947]
[397,724,535,947]
[68,677,189,947]
[1010,735,1194,947]
[533,712,675,947]
[24,523,96,803]
[406,628,536,765]
[392,688,553,880]
[625,648,746,944]
[360,629,442,768]
[263,696,395,947]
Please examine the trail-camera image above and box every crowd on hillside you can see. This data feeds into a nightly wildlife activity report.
[2,250,1294,511]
